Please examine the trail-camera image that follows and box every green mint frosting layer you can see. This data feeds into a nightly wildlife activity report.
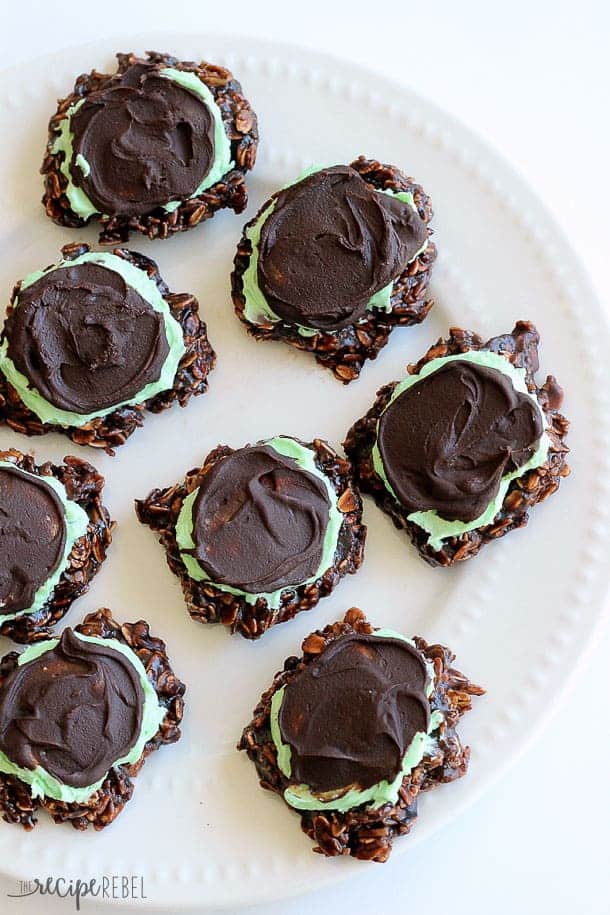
[53,97,96,219]
[52,67,233,219]
[0,632,166,803]
[372,349,551,552]
[0,251,186,428]
[271,627,443,813]
[175,436,344,610]
[0,461,89,623]
[241,166,428,337]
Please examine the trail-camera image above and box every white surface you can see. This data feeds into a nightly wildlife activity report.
[0,2,609,914]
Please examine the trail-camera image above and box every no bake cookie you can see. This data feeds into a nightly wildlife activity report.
[239,608,482,860]
[0,609,185,830]
[344,321,570,565]
[42,51,258,243]
[136,436,365,639]
[0,449,113,643]
[232,157,436,382]
[0,243,215,452]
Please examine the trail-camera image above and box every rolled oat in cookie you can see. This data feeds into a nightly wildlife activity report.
[239,607,483,861]
[232,157,436,383]
[344,321,569,565]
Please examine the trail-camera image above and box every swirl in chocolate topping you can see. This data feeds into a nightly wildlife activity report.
[0,466,66,616]
[257,165,428,331]
[279,634,430,793]
[187,445,331,594]
[0,629,144,788]
[377,359,544,523]
[69,62,216,216]
[5,262,170,415]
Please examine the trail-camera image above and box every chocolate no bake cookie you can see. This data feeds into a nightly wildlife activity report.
[239,607,483,861]
[0,609,184,831]
[0,243,215,453]
[0,449,113,643]
[42,51,258,243]
[136,436,366,639]
[344,321,570,566]
[232,157,437,383]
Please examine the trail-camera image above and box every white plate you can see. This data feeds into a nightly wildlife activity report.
[0,32,608,911]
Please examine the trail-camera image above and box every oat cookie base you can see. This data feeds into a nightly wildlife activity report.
[344,321,570,565]
[0,243,216,454]
[136,439,366,639]
[41,51,259,243]
[231,156,437,383]
[239,608,483,861]
[0,608,185,831]
[0,450,114,644]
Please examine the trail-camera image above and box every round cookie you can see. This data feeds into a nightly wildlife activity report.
[344,321,570,565]
[0,243,216,453]
[239,608,483,861]
[232,157,437,382]
[42,51,258,243]
[0,609,184,830]
[0,449,114,643]
[136,436,366,639]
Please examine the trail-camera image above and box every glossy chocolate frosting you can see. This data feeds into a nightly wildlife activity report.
[188,445,331,594]
[69,62,216,216]
[0,629,144,788]
[257,165,428,331]
[6,262,170,415]
[377,359,544,523]
[0,466,66,616]
[279,633,430,793]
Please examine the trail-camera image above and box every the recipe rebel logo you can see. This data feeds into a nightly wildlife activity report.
[7,875,147,910]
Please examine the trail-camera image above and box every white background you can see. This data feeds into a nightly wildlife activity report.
[1,2,609,913]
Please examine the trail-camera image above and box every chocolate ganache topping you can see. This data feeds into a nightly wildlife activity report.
[0,629,144,788]
[5,262,170,415]
[257,165,428,331]
[279,634,430,793]
[0,466,66,616]
[377,359,544,523]
[188,445,331,593]
[69,62,216,216]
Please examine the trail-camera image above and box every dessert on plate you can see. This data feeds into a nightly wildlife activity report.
[42,51,259,243]
[232,157,436,382]
[0,609,185,831]
[0,449,113,643]
[239,607,483,860]
[344,321,570,565]
[136,436,366,639]
[0,243,215,453]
